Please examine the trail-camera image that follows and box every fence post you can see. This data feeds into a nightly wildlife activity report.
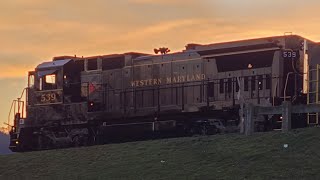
[239,102,245,134]
[245,103,255,136]
[282,101,292,132]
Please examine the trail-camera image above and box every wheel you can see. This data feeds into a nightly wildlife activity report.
[72,135,80,147]
[72,135,88,147]
[200,124,208,135]
[38,135,53,150]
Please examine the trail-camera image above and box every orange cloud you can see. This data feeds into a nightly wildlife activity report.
[129,0,195,5]
[0,65,32,79]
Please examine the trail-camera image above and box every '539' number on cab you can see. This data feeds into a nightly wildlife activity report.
[40,93,57,103]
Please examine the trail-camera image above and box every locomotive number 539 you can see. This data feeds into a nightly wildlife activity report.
[282,50,299,59]
[36,90,62,105]
[40,93,56,103]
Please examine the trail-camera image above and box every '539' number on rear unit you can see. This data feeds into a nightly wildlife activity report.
[282,50,298,59]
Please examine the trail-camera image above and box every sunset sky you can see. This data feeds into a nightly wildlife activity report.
[1,0,320,128]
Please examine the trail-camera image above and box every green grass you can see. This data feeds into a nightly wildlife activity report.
[1,128,320,180]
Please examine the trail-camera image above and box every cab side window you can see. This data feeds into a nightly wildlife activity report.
[87,59,98,71]
[41,74,57,90]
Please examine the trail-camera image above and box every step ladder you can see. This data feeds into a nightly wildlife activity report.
[307,64,320,125]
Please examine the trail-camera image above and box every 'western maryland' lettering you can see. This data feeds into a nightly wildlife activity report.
[131,74,205,87]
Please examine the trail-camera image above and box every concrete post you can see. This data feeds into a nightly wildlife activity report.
[245,103,255,136]
[282,101,292,132]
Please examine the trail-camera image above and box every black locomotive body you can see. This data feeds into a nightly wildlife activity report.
[8,35,320,151]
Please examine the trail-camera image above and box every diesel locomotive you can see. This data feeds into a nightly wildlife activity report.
[8,35,320,152]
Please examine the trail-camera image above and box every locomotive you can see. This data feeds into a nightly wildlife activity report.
[8,35,320,152]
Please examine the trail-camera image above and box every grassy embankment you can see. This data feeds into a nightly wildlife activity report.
[1,128,320,180]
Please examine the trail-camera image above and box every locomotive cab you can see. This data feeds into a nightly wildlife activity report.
[9,58,85,151]
[28,59,83,106]
[27,58,85,123]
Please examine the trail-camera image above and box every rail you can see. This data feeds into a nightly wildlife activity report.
[97,75,277,113]
[307,64,320,125]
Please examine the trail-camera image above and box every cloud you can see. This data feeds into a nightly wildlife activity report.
[0,66,31,79]
[128,0,195,5]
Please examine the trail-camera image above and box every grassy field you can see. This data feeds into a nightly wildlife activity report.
[1,128,320,180]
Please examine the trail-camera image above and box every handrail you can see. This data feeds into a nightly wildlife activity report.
[6,88,27,131]
[284,72,295,101]
[82,75,278,92]
[7,100,16,130]
[18,88,27,99]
